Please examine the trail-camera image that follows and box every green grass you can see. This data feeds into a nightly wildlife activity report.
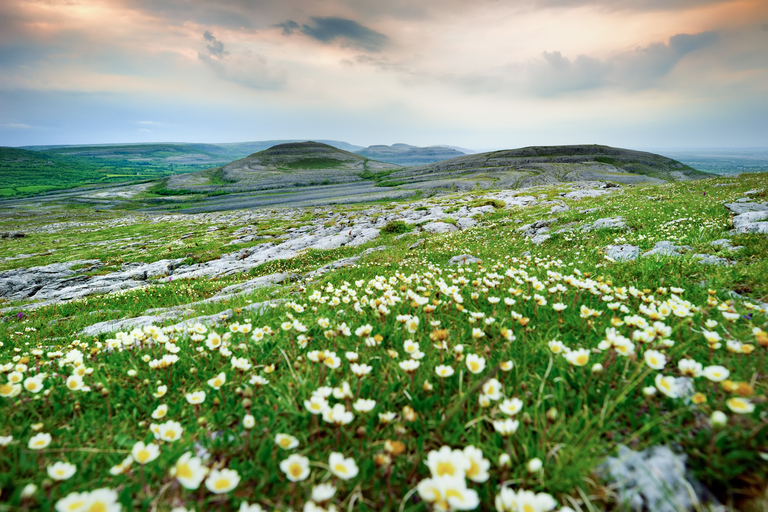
[0,172,767,511]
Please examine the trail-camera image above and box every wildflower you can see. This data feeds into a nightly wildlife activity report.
[426,446,470,479]
[304,395,329,415]
[417,475,479,511]
[499,453,511,468]
[312,484,336,503]
[109,455,133,475]
[703,365,730,382]
[23,376,44,394]
[527,458,543,473]
[482,378,503,401]
[644,350,666,370]
[379,411,397,424]
[240,503,265,512]
[157,420,184,442]
[499,397,523,416]
[643,386,657,396]
[435,365,455,378]
[0,435,12,446]
[678,359,703,378]
[564,348,589,367]
[131,441,160,465]
[171,452,208,490]
[655,374,680,398]
[726,397,755,414]
[153,385,168,398]
[463,446,490,483]
[322,403,354,426]
[275,434,299,450]
[465,354,486,374]
[0,383,21,398]
[186,391,206,404]
[280,454,310,482]
[710,411,728,428]
[495,487,557,512]
[500,360,514,371]
[151,404,168,420]
[55,489,120,512]
[399,360,420,373]
[207,372,227,390]
[329,452,359,480]
[591,363,604,373]
[205,468,240,494]
[353,398,376,413]
[493,419,519,436]
[66,375,84,391]
[243,414,255,429]
[28,432,52,450]
[47,461,77,481]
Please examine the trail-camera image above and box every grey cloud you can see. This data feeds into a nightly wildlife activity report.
[203,31,228,59]
[275,20,300,35]
[279,17,387,52]
[529,31,717,95]
[532,0,739,12]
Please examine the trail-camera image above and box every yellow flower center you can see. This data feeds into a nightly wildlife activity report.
[650,357,658,365]
[280,438,291,447]
[290,464,303,478]
[137,450,150,463]
[68,381,78,389]
[524,505,534,512]
[28,382,37,390]
[34,440,46,447]
[467,460,479,478]
[177,463,193,479]
[576,355,588,365]
[68,502,86,511]
[0,383,12,394]
[470,362,479,372]
[436,462,455,476]
[445,489,462,500]
[214,478,230,490]
[334,463,348,474]
[89,502,107,512]
[165,431,176,439]
[214,379,222,387]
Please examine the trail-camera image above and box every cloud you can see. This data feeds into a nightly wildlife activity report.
[278,17,388,52]
[528,31,718,95]
[198,31,286,90]
[203,30,229,59]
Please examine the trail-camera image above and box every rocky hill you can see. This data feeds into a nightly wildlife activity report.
[387,144,709,192]
[166,141,398,192]
[355,143,465,166]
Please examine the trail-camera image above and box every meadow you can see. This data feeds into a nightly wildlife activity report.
[0,172,767,511]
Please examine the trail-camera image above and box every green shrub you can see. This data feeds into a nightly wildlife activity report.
[382,220,412,234]
[469,198,506,209]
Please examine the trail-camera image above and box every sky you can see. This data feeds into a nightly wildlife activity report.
[1,0,767,150]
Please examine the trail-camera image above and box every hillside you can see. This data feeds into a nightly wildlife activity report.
[0,170,767,511]
[355,143,465,166]
[166,141,399,192]
[0,147,108,196]
[388,144,709,191]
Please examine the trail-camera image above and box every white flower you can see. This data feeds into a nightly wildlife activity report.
[435,365,455,378]
[465,354,486,374]
[499,397,523,416]
[493,419,519,436]
[710,410,728,428]
[151,404,168,420]
[417,475,479,511]
[311,483,336,503]
[703,365,730,382]
[726,397,755,414]
[482,379,503,401]
[280,454,310,481]
[157,420,184,442]
[47,461,77,480]
[243,414,255,429]
[644,350,666,370]
[186,391,206,404]
[28,432,52,450]
[329,452,359,480]
[655,374,680,398]
[463,445,490,483]
[304,395,329,415]
[275,434,299,450]
[205,468,240,494]
[322,403,354,426]
[171,452,209,490]
[131,441,160,465]
[426,446,470,479]
[353,398,376,413]
[207,372,227,390]
[526,458,543,473]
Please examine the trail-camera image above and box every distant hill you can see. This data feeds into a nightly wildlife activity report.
[0,147,109,196]
[384,144,709,192]
[355,143,466,166]
[166,141,399,192]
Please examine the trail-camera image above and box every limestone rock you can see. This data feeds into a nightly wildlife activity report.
[642,241,691,258]
[606,244,640,261]
[582,217,627,231]
[456,217,477,230]
[724,202,768,215]
[531,234,551,244]
[448,255,481,266]
[563,189,609,200]
[597,445,716,512]
[422,221,458,234]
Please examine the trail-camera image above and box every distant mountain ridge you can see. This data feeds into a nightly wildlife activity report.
[166,141,398,192]
[355,143,466,166]
[384,144,709,191]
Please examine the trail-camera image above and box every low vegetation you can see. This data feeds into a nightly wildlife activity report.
[0,172,766,511]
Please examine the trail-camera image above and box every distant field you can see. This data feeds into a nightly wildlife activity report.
[656,148,768,175]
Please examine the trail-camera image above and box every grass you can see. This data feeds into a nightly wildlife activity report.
[0,172,767,511]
